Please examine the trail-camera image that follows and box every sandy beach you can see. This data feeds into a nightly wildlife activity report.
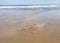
[0,8,60,43]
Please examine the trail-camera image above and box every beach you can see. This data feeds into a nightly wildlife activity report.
[0,7,60,43]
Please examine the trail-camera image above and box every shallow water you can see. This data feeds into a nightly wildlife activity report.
[0,8,60,43]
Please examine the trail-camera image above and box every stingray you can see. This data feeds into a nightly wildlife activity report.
[18,23,46,33]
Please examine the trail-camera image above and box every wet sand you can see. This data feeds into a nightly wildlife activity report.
[0,8,60,43]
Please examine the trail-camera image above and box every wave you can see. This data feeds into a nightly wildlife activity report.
[0,5,59,8]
